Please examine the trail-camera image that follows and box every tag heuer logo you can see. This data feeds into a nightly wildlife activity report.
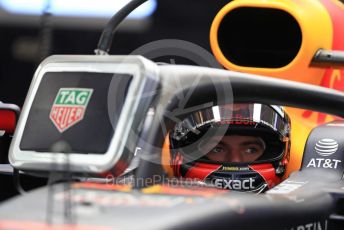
[50,88,93,133]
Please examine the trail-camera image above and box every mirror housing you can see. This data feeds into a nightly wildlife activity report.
[0,102,20,163]
[0,102,20,135]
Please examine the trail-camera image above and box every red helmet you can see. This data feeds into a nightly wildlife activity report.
[169,103,291,193]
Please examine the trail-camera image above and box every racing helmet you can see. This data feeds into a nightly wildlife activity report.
[168,103,291,193]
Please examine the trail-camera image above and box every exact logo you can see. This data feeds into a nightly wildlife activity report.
[315,138,338,156]
[213,178,255,190]
[50,88,93,133]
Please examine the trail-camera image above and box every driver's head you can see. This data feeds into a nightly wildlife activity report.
[169,103,291,193]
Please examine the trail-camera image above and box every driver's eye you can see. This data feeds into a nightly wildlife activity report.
[244,146,261,155]
[211,146,225,153]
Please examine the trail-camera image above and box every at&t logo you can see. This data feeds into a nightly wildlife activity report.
[307,138,341,169]
[314,138,338,156]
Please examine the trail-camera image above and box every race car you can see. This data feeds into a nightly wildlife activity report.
[0,0,344,229]
[0,55,343,230]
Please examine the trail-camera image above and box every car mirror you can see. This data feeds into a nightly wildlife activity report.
[9,55,159,176]
[0,102,20,136]
[0,102,20,163]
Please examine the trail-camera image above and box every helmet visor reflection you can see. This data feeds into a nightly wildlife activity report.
[172,103,289,141]
[171,103,290,164]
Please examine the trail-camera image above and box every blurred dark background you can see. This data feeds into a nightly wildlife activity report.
[0,0,231,106]
[0,0,231,201]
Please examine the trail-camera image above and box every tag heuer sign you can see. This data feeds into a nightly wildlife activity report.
[50,88,93,133]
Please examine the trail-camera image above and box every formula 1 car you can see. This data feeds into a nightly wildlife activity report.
[2,55,344,230]
[1,0,344,230]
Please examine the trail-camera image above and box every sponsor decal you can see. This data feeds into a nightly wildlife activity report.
[306,139,341,169]
[306,158,341,169]
[217,120,256,126]
[267,180,308,195]
[221,166,250,171]
[287,220,327,230]
[315,139,338,156]
[213,178,255,190]
[50,88,93,133]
